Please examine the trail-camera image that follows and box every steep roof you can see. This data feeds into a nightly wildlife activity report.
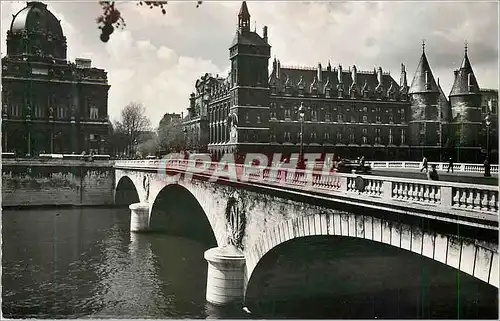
[269,65,399,98]
[230,31,270,48]
[239,1,250,18]
[437,80,451,121]
[409,50,440,94]
[449,48,480,96]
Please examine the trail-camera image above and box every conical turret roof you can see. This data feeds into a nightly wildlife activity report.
[449,46,480,96]
[409,48,439,94]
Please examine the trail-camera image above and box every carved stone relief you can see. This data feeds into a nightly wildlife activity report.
[225,193,246,249]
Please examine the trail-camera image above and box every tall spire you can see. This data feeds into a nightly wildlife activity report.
[409,42,439,94]
[450,43,479,96]
[238,1,250,33]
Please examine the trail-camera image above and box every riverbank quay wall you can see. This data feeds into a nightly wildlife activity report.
[2,159,114,207]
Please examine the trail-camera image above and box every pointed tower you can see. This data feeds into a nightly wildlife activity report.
[408,42,441,159]
[228,1,271,155]
[448,44,482,161]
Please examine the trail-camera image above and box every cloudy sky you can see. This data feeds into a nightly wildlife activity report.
[1,1,498,128]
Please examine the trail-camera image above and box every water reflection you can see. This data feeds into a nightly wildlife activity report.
[2,208,497,319]
[2,207,213,319]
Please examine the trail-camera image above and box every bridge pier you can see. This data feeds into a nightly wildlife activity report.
[129,202,150,232]
[204,245,246,307]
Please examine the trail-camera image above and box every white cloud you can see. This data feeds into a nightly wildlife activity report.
[1,1,498,127]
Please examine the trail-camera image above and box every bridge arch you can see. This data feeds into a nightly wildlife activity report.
[148,183,219,247]
[115,176,140,205]
[245,212,499,290]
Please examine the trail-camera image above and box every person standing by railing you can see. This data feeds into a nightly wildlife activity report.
[427,164,439,181]
[447,157,454,173]
[484,158,491,177]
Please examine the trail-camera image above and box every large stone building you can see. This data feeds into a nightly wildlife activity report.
[1,1,110,156]
[182,1,497,163]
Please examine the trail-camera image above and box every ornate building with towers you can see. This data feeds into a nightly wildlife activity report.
[1,1,110,156]
[183,1,496,163]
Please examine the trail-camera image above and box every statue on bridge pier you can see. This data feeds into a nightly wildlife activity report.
[225,193,246,249]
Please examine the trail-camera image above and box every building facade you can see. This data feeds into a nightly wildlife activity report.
[1,1,110,156]
[183,1,497,163]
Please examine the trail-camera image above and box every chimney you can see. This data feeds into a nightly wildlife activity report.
[351,65,357,84]
[377,67,383,85]
[400,63,407,87]
[277,60,281,79]
[327,60,332,72]
[317,63,322,82]
[263,26,268,42]
[338,64,343,83]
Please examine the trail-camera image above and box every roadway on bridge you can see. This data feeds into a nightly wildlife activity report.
[371,168,498,186]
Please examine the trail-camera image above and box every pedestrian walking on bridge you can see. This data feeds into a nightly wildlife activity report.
[420,157,428,173]
[447,157,454,173]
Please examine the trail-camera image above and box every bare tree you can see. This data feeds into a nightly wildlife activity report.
[116,102,152,155]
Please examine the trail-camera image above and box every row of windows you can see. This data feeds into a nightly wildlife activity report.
[270,129,407,145]
[269,110,405,123]
[234,130,407,145]
[5,103,99,119]
[270,102,406,115]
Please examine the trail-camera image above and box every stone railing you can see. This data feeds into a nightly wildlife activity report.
[114,159,499,218]
[368,161,498,174]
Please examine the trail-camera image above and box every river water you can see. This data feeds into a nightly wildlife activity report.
[2,207,498,319]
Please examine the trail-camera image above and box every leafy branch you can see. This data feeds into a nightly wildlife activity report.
[97,1,203,42]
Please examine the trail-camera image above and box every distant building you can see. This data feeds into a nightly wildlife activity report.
[1,1,110,156]
[160,113,182,125]
[182,1,497,163]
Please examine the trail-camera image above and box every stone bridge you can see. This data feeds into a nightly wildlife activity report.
[114,159,499,308]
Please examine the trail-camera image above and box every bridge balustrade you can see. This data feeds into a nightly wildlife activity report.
[114,160,499,216]
[368,161,498,173]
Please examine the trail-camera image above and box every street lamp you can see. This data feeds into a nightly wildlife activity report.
[485,112,492,160]
[183,127,188,152]
[298,102,306,161]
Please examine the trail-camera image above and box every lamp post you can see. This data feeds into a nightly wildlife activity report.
[183,127,188,152]
[485,113,491,160]
[298,102,306,162]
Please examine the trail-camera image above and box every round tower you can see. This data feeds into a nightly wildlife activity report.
[449,44,482,162]
[408,43,441,160]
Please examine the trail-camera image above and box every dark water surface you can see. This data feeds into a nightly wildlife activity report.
[2,207,498,319]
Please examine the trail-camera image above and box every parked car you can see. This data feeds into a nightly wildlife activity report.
[336,158,372,174]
